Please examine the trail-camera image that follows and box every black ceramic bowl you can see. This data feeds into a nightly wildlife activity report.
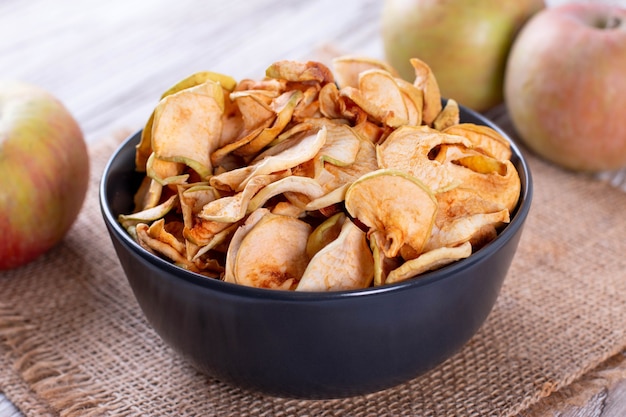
[100,104,532,399]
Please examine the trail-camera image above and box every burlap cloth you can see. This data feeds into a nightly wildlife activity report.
[1,117,625,417]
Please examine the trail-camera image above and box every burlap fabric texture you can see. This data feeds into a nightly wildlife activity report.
[1,124,625,417]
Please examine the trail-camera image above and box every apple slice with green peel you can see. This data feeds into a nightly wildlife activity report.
[296,218,374,292]
[136,71,237,171]
[432,98,460,131]
[152,80,225,179]
[177,183,218,229]
[210,126,327,192]
[135,222,199,272]
[410,57,442,126]
[147,218,186,256]
[443,123,512,160]
[448,157,521,213]
[424,210,509,252]
[145,152,188,186]
[199,172,288,223]
[161,71,237,98]
[332,55,399,89]
[305,212,346,259]
[313,121,362,168]
[247,175,325,213]
[266,60,334,84]
[377,125,471,193]
[345,169,438,258]
[118,194,178,230]
[235,89,304,157]
[386,241,473,284]
[315,136,378,194]
[234,211,311,290]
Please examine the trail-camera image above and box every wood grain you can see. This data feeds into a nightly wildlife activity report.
[1,0,625,415]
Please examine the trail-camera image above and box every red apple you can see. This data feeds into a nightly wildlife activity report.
[505,3,626,172]
[381,0,544,112]
[0,81,89,270]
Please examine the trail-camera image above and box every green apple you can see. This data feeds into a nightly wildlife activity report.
[381,0,544,112]
[0,81,89,270]
[505,2,626,172]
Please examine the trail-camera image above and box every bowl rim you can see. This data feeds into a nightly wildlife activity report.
[99,107,533,302]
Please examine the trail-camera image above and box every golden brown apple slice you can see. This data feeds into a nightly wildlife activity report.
[394,77,424,126]
[332,55,399,89]
[210,126,327,192]
[433,98,460,131]
[266,60,334,84]
[305,212,346,259]
[410,57,442,126]
[247,175,325,213]
[345,169,438,258]
[425,210,510,252]
[145,152,187,186]
[234,212,312,290]
[296,218,374,291]
[358,69,408,127]
[118,194,178,230]
[223,208,269,284]
[199,172,287,223]
[136,71,237,171]
[235,89,304,156]
[377,125,471,192]
[386,242,473,284]
[152,81,225,179]
[443,123,512,160]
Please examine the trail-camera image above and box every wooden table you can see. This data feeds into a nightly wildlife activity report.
[1,0,625,415]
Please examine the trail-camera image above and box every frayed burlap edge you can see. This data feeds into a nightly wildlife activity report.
[0,303,112,417]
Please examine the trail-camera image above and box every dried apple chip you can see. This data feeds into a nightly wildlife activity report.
[358,69,408,127]
[118,194,178,230]
[377,125,472,192]
[297,218,374,291]
[424,210,510,252]
[199,173,287,223]
[247,175,325,213]
[432,98,460,131]
[410,57,442,126]
[443,123,512,160]
[345,169,437,258]
[394,77,423,126]
[332,55,399,89]
[223,208,269,284]
[235,89,304,156]
[233,211,312,290]
[305,212,346,259]
[210,126,327,192]
[266,60,334,84]
[135,71,237,172]
[386,242,472,284]
[152,81,225,179]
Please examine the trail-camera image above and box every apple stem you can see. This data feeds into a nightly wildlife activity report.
[600,15,621,30]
